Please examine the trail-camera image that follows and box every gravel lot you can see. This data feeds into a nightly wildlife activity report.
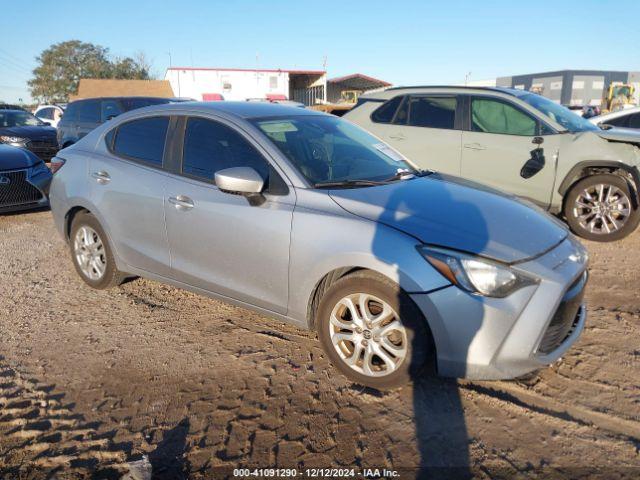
[0,210,638,479]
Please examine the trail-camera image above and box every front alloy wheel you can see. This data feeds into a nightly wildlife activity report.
[317,270,432,389]
[564,174,640,242]
[74,226,107,281]
[329,293,408,377]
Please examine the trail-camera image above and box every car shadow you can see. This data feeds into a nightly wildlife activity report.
[370,174,489,478]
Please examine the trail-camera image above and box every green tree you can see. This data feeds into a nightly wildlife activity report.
[28,40,151,103]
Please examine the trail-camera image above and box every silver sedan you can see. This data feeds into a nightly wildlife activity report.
[48,102,588,389]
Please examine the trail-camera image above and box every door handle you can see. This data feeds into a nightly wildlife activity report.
[168,195,194,211]
[463,143,487,151]
[91,171,111,184]
[388,133,406,140]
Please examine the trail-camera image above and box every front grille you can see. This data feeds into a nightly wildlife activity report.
[27,140,58,162]
[0,170,43,208]
[537,271,587,355]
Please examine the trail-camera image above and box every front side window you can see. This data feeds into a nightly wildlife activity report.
[407,96,457,129]
[113,116,169,166]
[182,117,269,181]
[371,96,403,124]
[471,98,537,136]
[253,115,417,185]
[101,100,124,122]
[78,101,101,123]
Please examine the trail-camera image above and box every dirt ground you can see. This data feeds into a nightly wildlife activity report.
[0,210,638,479]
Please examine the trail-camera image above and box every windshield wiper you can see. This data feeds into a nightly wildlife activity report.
[313,179,388,189]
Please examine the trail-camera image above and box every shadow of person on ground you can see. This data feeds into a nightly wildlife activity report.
[369,173,490,479]
[148,417,190,479]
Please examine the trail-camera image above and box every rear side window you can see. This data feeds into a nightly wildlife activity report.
[77,100,101,123]
[37,108,54,120]
[407,96,457,129]
[113,116,169,166]
[471,98,537,136]
[182,117,268,181]
[371,96,403,123]
[121,98,171,111]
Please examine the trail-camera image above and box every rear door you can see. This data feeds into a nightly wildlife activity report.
[369,94,462,174]
[460,95,561,208]
[163,116,294,314]
[90,115,172,276]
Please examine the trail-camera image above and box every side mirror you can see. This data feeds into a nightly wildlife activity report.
[215,167,264,195]
[41,120,52,126]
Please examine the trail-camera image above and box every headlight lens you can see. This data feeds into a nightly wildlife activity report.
[0,135,27,145]
[418,246,537,298]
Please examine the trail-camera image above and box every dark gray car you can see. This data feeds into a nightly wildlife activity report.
[57,97,182,149]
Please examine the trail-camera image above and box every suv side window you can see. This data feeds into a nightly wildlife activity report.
[38,108,53,120]
[471,98,537,136]
[407,96,457,129]
[60,102,78,123]
[182,117,269,181]
[627,113,640,129]
[371,96,403,123]
[77,100,101,123]
[101,100,124,122]
[603,114,630,128]
[113,116,169,166]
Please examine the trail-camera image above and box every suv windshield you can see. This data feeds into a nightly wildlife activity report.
[0,110,45,127]
[252,115,417,186]
[519,93,599,133]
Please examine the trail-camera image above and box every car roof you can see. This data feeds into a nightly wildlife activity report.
[131,101,324,119]
[365,85,528,98]
[68,96,174,104]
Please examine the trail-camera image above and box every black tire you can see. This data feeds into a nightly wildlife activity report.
[69,212,126,289]
[316,270,433,390]
[564,174,640,242]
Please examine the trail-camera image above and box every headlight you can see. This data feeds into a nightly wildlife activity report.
[0,135,27,145]
[418,246,538,298]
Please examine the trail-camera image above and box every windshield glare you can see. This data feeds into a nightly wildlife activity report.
[519,93,599,133]
[0,110,44,128]
[253,115,416,185]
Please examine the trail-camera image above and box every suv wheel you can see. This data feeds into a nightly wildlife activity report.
[69,212,126,289]
[316,271,432,389]
[564,174,640,242]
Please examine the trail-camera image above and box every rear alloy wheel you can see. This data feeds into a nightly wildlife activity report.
[69,212,126,289]
[316,271,432,389]
[564,174,640,242]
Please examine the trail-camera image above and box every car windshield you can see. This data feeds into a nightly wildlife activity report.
[0,110,44,127]
[252,115,417,186]
[519,93,599,133]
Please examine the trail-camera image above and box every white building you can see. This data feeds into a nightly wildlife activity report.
[165,67,328,105]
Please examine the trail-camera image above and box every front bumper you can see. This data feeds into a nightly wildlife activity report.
[411,237,588,380]
[0,167,52,214]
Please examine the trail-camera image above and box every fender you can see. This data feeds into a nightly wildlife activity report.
[557,160,640,197]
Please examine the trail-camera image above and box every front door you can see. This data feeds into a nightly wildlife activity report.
[164,116,294,314]
[461,96,562,208]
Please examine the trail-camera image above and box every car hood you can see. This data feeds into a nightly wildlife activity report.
[0,144,40,169]
[0,125,57,140]
[595,127,640,144]
[328,174,568,264]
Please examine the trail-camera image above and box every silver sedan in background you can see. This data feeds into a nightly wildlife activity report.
[48,102,588,389]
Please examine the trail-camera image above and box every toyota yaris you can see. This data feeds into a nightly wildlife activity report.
[49,102,588,389]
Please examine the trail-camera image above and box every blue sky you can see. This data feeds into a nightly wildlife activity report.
[1,0,639,102]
